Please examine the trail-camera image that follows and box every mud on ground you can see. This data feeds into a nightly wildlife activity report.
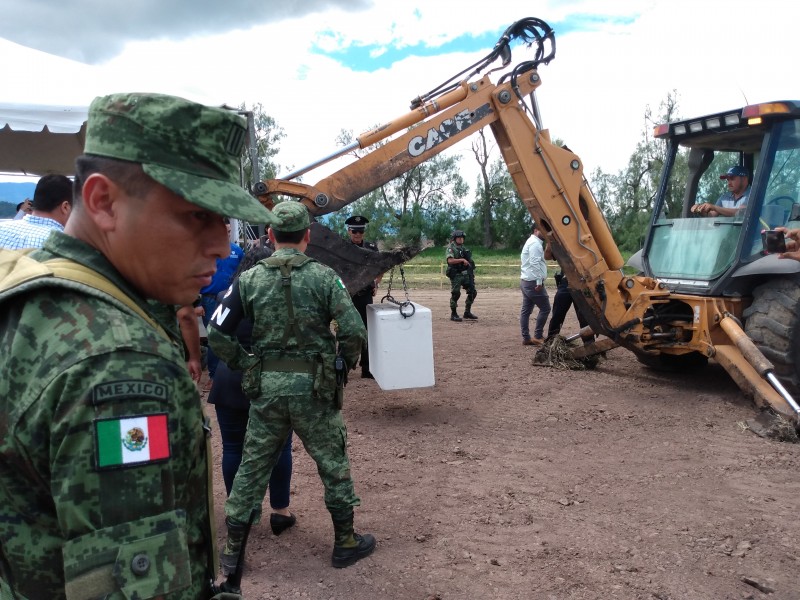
[204,288,800,600]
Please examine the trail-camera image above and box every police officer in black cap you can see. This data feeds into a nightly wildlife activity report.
[345,215,381,378]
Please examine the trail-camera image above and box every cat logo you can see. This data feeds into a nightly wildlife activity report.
[407,103,492,157]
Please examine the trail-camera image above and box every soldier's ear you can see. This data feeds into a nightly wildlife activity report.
[81,173,120,232]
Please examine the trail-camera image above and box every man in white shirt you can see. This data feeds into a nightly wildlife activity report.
[0,175,73,250]
[520,222,550,346]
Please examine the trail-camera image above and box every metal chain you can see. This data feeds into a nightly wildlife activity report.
[380,266,415,318]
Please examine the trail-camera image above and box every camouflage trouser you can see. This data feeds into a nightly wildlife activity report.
[225,391,360,524]
[449,271,477,312]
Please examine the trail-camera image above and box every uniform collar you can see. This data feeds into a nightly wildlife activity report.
[39,232,152,312]
[273,247,303,256]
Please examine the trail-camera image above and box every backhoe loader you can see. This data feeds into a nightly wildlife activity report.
[255,17,800,425]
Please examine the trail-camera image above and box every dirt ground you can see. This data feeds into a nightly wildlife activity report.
[203,288,800,600]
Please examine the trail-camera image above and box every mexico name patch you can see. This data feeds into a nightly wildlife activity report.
[95,414,170,469]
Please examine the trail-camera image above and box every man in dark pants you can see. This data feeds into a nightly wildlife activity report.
[345,215,380,379]
[547,271,589,336]
[544,245,591,339]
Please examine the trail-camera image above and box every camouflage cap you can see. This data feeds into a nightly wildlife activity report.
[270,201,310,232]
[84,93,276,224]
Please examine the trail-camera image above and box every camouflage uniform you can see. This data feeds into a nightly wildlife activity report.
[211,246,365,517]
[0,235,216,599]
[0,93,275,599]
[445,239,477,315]
[209,201,374,572]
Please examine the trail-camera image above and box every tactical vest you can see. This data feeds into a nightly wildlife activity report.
[0,249,169,340]
[245,253,339,403]
[0,249,223,598]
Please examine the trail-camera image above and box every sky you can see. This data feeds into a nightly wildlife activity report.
[2,0,799,199]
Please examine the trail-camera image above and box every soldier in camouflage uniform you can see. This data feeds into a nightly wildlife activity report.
[208,201,375,577]
[445,229,478,321]
[0,93,275,600]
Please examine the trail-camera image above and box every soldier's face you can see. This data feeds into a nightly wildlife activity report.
[112,183,229,305]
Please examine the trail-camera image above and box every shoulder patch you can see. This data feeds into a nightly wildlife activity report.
[94,413,171,470]
[335,277,345,289]
[92,380,169,405]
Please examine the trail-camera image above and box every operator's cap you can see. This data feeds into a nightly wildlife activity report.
[270,200,310,232]
[84,92,276,224]
[720,165,749,180]
[345,215,368,231]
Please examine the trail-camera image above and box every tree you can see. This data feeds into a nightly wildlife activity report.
[592,91,684,252]
[330,129,469,246]
[233,103,286,242]
[465,154,531,250]
[470,129,514,247]
[238,102,287,188]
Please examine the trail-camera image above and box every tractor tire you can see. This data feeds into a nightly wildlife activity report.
[743,277,800,396]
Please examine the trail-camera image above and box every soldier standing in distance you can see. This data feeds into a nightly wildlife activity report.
[345,214,381,378]
[445,229,478,321]
[0,93,276,599]
[209,201,375,582]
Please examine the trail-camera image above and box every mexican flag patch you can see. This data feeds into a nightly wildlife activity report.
[95,414,170,469]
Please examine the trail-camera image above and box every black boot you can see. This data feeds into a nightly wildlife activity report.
[331,511,376,568]
[270,512,296,536]
[450,311,462,322]
[463,311,478,320]
[220,517,247,577]
[219,517,248,594]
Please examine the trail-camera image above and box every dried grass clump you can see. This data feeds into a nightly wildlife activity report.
[532,335,600,371]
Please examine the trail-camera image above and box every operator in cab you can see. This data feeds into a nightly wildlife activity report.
[691,165,750,217]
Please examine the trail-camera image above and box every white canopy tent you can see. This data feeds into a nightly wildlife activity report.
[0,102,257,242]
[0,103,88,176]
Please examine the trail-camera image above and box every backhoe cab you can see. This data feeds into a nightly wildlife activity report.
[626,102,800,420]
[639,101,800,296]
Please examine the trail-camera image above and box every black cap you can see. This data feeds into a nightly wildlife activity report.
[345,215,369,231]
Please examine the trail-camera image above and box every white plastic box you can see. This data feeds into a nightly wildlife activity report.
[366,302,435,390]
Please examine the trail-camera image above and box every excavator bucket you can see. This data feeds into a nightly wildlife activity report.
[306,221,421,293]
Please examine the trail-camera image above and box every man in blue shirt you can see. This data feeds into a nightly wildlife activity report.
[0,175,72,249]
[200,218,243,385]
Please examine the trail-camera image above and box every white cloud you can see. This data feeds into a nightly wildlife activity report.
[2,0,799,194]
[0,0,371,63]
